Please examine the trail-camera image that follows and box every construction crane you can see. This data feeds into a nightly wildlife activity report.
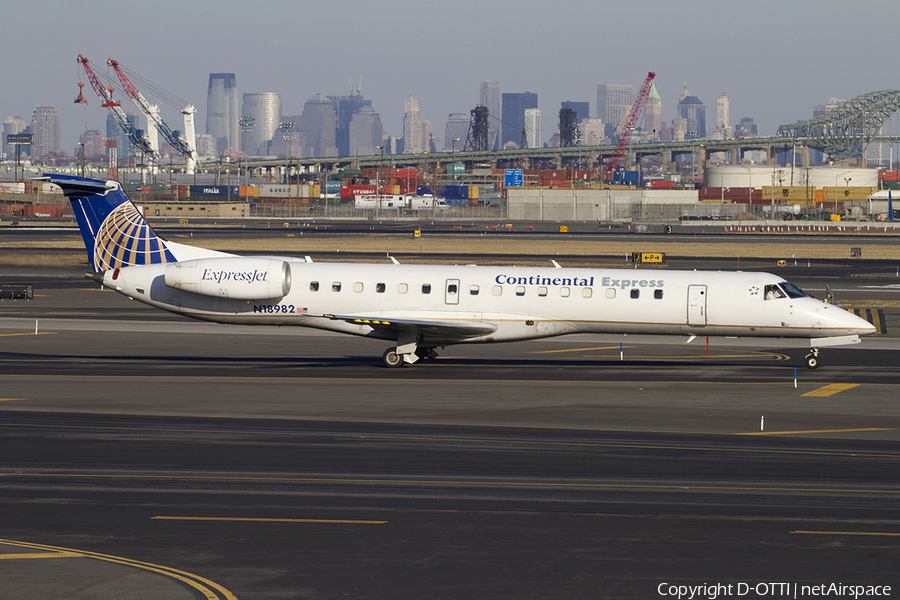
[77,54,155,159]
[601,71,656,183]
[107,57,198,175]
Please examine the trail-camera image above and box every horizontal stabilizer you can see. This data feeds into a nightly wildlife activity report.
[35,174,117,198]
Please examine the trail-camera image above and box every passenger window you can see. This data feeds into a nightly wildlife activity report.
[376,283,386,293]
[630,289,640,299]
[606,288,616,299]
[654,289,663,300]
[582,288,592,298]
[515,286,525,296]
[310,281,319,292]
[332,282,341,292]
[398,283,408,294]
[448,284,458,294]
[422,284,431,294]
[353,282,364,293]
[560,287,570,297]
[538,287,548,297]
[469,285,479,295]
[492,285,503,296]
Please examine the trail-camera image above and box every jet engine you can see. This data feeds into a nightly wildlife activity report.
[164,257,291,300]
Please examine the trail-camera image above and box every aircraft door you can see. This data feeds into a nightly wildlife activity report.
[687,285,707,326]
[445,279,460,305]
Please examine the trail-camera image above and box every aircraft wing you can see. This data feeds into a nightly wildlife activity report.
[324,313,497,339]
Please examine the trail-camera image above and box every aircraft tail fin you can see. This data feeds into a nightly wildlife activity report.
[40,174,178,271]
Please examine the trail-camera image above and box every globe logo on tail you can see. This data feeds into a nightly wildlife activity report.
[93,202,176,270]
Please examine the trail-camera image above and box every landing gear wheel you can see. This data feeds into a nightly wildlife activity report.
[383,348,404,368]
[805,352,820,369]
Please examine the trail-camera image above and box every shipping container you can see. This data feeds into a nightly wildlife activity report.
[238,185,260,198]
[336,168,363,180]
[37,183,63,195]
[442,185,468,200]
[0,182,25,193]
[879,170,899,182]
[760,187,818,202]
[468,186,479,200]
[188,185,240,197]
[650,180,675,188]
[820,187,878,204]
[341,184,377,199]
[613,171,640,185]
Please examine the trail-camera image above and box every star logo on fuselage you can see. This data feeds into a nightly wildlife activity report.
[749,285,759,296]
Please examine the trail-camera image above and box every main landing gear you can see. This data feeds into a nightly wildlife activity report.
[805,347,820,369]
[382,346,439,368]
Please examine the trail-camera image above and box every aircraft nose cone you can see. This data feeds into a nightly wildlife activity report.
[849,310,877,335]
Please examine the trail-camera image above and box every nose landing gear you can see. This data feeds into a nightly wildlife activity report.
[805,347,820,369]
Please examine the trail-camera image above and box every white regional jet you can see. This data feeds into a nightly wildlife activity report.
[46,174,875,369]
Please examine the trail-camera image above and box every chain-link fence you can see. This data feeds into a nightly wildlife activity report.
[248,202,506,221]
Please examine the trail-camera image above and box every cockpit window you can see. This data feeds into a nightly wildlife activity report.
[764,284,786,300]
[779,281,807,299]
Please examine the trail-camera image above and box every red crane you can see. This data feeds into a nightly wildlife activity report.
[76,54,154,156]
[601,71,656,183]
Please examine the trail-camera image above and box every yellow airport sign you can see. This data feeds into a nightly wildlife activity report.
[632,252,665,264]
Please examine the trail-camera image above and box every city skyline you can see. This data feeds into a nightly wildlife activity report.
[2,0,898,154]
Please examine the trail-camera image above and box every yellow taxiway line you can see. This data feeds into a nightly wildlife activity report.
[0,539,237,600]
[791,530,900,537]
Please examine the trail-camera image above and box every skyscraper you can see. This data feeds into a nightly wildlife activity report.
[480,81,500,150]
[642,82,662,141]
[403,95,424,154]
[329,92,372,157]
[677,92,706,140]
[597,84,632,138]
[580,118,606,146]
[31,105,60,158]
[717,92,730,137]
[269,114,304,159]
[206,73,238,154]
[443,114,469,151]
[501,92,537,148]
[348,105,383,156]
[300,94,337,158]
[561,101,590,124]
[241,93,281,156]
[524,108,541,149]
[2,116,27,158]
[78,129,105,160]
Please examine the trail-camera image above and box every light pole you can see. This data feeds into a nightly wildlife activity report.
[834,171,851,215]
[376,145,384,217]
[239,115,255,191]
[279,120,295,189]
[451,137,460,184]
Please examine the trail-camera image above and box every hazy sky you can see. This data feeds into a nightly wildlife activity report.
[4,0,898,153]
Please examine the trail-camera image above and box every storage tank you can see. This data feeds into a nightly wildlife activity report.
[706,165,879,189]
